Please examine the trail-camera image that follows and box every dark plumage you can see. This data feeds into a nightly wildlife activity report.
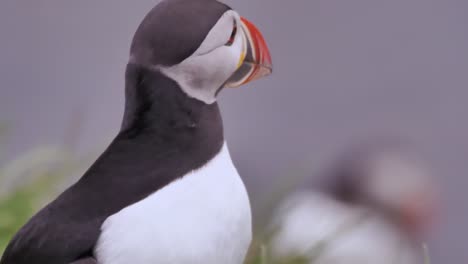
[70,258,97,264]
[0,0,230,260]
[1,0,274,262]
[130,0,230,66]
[1,63,224,264]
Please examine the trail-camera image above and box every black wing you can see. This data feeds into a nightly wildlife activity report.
[1,131,222,263]
[70,257,98,264]
[0,183,102,264]
[0,65,223,264]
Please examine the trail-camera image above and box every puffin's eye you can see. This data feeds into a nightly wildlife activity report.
[225,20,237,46]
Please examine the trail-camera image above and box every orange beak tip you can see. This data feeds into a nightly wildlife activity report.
[226,17,272,88]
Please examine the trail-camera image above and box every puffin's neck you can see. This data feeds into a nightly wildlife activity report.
[120,63,224,152]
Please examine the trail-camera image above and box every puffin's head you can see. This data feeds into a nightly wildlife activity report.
[129,0,272,104]
[332,141,438,236]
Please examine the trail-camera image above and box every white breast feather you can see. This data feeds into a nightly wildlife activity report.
[270,192,421,264]
[95,143,252,264]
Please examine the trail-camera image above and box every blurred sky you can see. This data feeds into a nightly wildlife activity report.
[1,0,467,262]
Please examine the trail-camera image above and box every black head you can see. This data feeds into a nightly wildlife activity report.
[328,139,437,235]
[128,0,272,104]
[130,0,231,67]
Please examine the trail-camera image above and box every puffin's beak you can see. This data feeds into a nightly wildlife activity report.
[398,193,437,235]
[225,17,273,88]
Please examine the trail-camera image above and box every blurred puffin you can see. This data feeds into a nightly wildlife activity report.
[0,0,272,264]
[269,140,437,264]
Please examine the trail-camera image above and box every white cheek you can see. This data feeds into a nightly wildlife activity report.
[157,12,245,104]
[193,11,234,56]
[159,34,244,104]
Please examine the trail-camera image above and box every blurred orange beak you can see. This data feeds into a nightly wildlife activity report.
[225,17,273,88]
[399,193,437,235]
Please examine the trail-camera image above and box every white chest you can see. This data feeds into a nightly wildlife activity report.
[95,143,252,264]
[271,192,420,264]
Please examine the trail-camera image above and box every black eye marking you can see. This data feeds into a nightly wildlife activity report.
[225,19,237,46]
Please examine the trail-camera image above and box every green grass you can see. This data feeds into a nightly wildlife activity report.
[0,143,80,254]
[245,230,432,264]
[423,243,431,264]
[0,179,48,250]
[0,139,432,263]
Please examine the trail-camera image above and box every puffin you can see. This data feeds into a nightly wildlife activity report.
[269,140,437,264]
[0,0,272,263]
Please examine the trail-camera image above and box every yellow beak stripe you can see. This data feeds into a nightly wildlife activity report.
[237,51,246,69]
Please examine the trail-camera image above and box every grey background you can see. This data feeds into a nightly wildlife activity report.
[1,0,467,262]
